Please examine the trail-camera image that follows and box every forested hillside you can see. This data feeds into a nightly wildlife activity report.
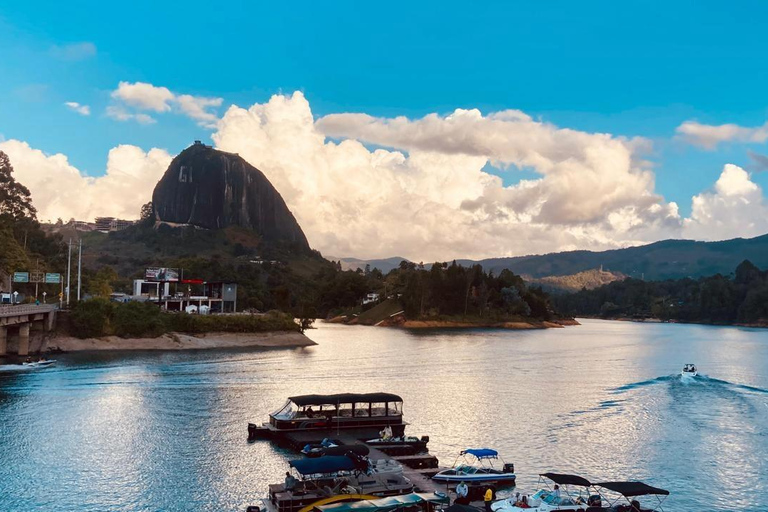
[554,260,768,325]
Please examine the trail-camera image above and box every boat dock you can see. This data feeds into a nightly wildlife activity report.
[276,430,445,494]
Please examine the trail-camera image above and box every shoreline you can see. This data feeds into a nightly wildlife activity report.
[44,330,316,352]
[579,315,768,329]
[326,315,579,329]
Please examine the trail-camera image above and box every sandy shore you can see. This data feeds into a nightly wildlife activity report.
[44,331,316,352]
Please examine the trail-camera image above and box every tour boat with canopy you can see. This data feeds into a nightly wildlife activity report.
[681,364,697,378]
[249,393,408,441]
[431,449,515,485]
[491,473,597,512]
[265,454,415,512]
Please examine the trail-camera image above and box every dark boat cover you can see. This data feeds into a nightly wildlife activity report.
[289,455,357,475]
[541,473,592,487]
[289,393,403,406]
[461,449,498,459]
[596,481,670,497]
[322,445,370,457]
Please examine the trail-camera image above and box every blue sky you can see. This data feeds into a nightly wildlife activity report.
[2,1,768,258]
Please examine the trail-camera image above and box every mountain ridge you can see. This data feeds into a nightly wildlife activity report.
[336,234,768,281]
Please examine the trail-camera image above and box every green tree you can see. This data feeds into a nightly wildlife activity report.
[0,151,36,221]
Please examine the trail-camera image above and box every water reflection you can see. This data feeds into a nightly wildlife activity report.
[0,319,766,511]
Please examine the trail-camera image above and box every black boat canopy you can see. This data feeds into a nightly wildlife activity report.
[289,393,403,406]
[541,473,592,487]
[596,481,670,497]
[290,455,358,475]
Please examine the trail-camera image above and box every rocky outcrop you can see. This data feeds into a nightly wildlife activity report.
[152,142,309,249]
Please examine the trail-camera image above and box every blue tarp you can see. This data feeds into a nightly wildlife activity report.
[289,456,357,475]
[461,448,498,459]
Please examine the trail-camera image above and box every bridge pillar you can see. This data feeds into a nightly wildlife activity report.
[0,326,6,356]
[45,311,55,331]
[18,324,30,357]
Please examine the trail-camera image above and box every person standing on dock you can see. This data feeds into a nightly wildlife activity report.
[455,481,468,502]
[483,487,493,512]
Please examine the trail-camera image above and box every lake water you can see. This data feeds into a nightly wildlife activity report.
[1,319,767,511]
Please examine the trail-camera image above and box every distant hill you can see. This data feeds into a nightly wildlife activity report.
[529,268,626,293]
[453,234,768,281]
[329,256,409,273]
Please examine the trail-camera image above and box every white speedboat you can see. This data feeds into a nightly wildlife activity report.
[681,363,698,378]
[491,473,595,512]
[22,359,56,369]
[432,449,515,485]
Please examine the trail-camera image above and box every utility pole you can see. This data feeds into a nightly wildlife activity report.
[77,239,82,301]
[34,259,39,299]
[66,238,72,306]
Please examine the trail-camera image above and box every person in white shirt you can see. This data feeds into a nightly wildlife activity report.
[455,481,469,500]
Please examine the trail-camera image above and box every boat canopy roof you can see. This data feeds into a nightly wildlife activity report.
[541,473,592,487]
[322,445,370,457]
[289,393,403,406]
[316,493,449,512]
[596,481,670,497]
[461,448,498,459]
[289,455,357,475]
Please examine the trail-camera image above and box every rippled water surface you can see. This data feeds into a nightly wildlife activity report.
[1,319,767,511]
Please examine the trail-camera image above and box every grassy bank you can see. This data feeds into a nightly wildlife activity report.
[66,299,300,339]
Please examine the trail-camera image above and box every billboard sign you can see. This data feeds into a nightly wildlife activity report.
[145,267,179,282]
[12,272,29,283]
[45,273,62,284]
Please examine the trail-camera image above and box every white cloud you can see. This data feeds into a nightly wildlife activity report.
[684,164,768,239]
[49,42,97,61]
[675,120,768,150]
[106,106,156,124]
[64,102,90,116]
[108,81,223,127]
[0,140,171,222]
[176,94,224,128]
[111,81,174,112]
[212,92,684,260]
[4,92,766,261]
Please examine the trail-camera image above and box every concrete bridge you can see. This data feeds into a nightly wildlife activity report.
[0,304,57,356]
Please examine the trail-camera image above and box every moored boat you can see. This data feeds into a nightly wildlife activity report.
[249,393,408,442]
[431,449,515,485]
[491,473,595,511]
[265,454,415,512]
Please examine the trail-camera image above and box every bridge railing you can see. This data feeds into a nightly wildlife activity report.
[0,304,57,316]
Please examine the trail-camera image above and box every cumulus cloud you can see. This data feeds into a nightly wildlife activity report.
[64,102,90,116]
[676,120,768,149]
[112,82,174,112]
[684,164,768,240]
[0,139,170,222]
[213,92,684,260]
[5,92,766,260]
[49,42,97,61]
[108,81,222,127]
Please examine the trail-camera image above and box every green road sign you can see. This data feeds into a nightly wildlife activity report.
[12,272,29,283]
[45,273,62,284]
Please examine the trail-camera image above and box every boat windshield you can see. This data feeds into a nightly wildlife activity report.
[532,490,576,507]
[456,465,477,475]
[272,400,297,419]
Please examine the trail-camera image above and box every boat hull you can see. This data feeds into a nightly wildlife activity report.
[432,473,516,484]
